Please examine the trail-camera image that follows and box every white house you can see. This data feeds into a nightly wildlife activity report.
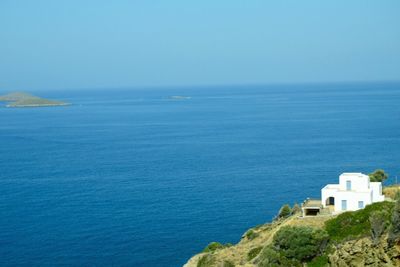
[321,173,385,214]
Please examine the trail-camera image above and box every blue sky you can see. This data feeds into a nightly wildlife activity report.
[0,1,399,90]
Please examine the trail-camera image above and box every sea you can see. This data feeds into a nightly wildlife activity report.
[1,82,399,266]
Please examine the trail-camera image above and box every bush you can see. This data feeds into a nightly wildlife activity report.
[395,190,400,201]
[278,204,292,219]
[307,255,329,267]
[245,229,259,240]
[247,246,263,261]
[292,203,302,214]
[325,201,394,242]
[389,199,400,246]
[382,186,400,199]
[258,246,301,267]
[370,210,388,245]
[197,254,215,267]
[222,260,235,267]
[202,242,226,253]
[272,226,329,262]
[369,169,388,182]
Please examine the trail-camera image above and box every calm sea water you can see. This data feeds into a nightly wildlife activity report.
[1,83,400,266]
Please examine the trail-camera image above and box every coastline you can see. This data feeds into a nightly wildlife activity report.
[184,184,400,266]
[183,213,331,267]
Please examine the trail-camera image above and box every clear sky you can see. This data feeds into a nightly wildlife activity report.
[1,1,399,90]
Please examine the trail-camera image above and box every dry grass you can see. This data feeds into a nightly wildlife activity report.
[286,215,332,228]
[183,215,333,267]
[383,185,400,200]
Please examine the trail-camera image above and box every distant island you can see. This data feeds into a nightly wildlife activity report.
[0,92,70,108]
[169,95,192,100]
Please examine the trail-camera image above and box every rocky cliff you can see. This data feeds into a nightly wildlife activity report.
[329,236,400,267]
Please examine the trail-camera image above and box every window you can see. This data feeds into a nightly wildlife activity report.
[346,180,351,191]
[358,201,364,209]
[341,200,347,210]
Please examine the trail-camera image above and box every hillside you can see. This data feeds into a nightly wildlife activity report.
[0,92,69,107]
[184,200,400,267]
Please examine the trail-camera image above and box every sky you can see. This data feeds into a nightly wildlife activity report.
[0,0,399,90]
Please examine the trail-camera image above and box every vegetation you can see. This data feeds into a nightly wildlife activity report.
[383,185,400,199]
[325,201,394,242]
[259,246,301,267]
[258,226,329,266]
[202,242,231,253]
[256,202,400,267]
[260,201,397,266]
[273,226,329,261]
[388,199,400,246]
[292,203,301,214]
[245,229,259,240]
[307,255,329,267]
[197,254,215,267]
[395,190,400,201]
[252,224,265,231]
[275,203,302,220]
[222,260,235,267]
[190,175,400,267]
[247,246,263,261]
[277,204,292,219]
[369,210,388,245]
[369,169,388,182]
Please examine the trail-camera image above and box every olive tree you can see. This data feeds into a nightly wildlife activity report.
[369,169,388,183]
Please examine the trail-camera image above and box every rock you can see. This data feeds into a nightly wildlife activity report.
[329,236,398,267]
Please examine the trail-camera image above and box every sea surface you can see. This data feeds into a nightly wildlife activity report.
[1,83,400,266]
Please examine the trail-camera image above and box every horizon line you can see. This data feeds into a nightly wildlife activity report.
[1,79,400,93]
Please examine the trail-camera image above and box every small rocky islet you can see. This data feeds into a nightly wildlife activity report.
[0,92,69,107]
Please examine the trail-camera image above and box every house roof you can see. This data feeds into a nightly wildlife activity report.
[303,199,322,208]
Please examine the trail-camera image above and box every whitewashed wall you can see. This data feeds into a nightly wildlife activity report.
[321,173,384,213]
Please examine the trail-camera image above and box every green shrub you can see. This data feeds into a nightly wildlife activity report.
[395,190,400,201]
[222,260,235,267]
[389,199,400,246]
[247,246,263,261]
[258,246,279,266]
[278,204,292,219]
[197,254,215,267]
[307,255,329,267]
[369,169,388,182]
[292,203,302,214]
[272,226,329,262]
[258,246,301,267]
[245,229,259,240]
[202,242,225,253]
[325,201,394,242]
[370,210,388,245]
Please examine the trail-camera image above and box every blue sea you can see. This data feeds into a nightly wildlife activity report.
[1,83,400,266]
